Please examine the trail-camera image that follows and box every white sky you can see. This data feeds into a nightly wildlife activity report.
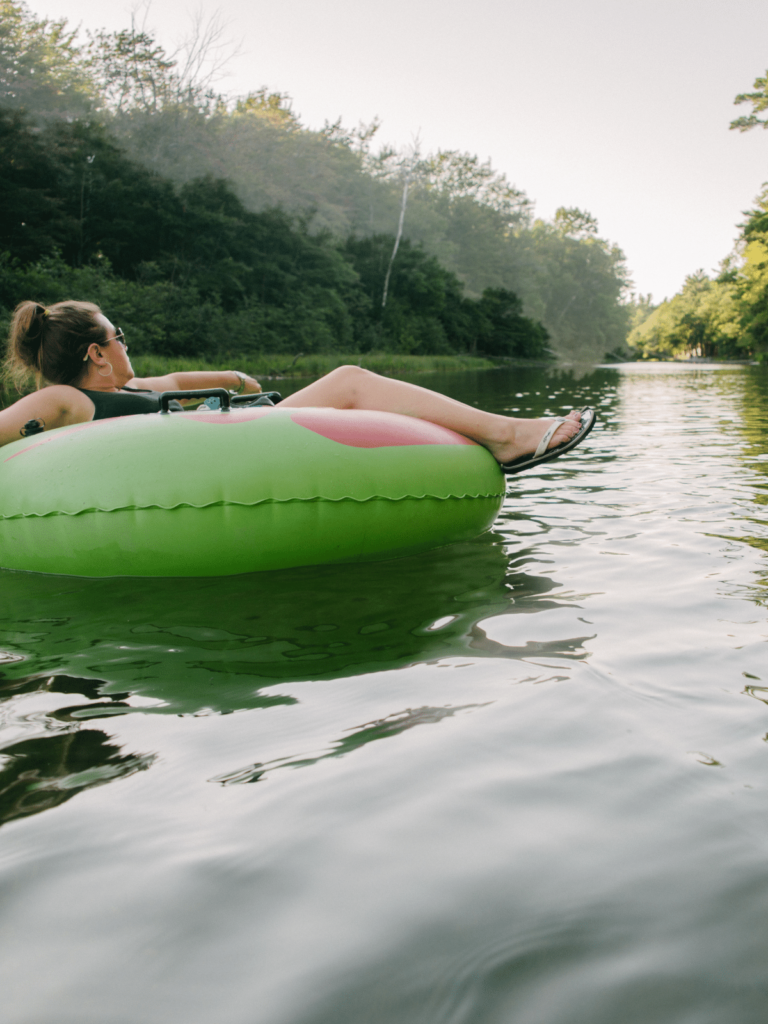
[28,0,768,301]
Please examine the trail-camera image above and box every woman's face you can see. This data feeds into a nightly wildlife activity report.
[94,313,134,379]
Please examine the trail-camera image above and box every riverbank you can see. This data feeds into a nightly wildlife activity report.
[129,352,500,380]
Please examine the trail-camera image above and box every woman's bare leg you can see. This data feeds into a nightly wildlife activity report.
[279,365,582,466]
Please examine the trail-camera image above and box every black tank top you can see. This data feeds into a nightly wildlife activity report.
[78,387,183,420]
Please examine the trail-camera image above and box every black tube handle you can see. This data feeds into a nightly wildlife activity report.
[159,388,232,413]
[231,391,283,406]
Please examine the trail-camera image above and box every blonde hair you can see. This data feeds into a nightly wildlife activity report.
[4,300,107,390]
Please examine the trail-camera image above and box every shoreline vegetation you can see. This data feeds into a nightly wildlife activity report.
[143,352,768,375]
[129,352,499,381]
[128,353,763,380]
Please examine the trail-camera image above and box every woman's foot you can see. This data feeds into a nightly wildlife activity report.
[487,409,583,467]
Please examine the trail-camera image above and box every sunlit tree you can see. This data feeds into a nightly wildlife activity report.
[731,70,768,131]
[553,206,599,239]
[0,0,92,115]
[234,89,300,131]
[628,271,742,359]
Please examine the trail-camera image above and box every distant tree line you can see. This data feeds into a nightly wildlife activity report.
[0,0,632,362]
[627,193,768,363]
[629,71,768,362]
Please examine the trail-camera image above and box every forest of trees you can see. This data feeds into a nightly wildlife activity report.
[0,0,632,363]
[629,73,768,362]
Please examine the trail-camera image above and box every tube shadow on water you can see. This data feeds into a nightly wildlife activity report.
[0,533,593,717]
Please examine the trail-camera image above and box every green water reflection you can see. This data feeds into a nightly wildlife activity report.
[208,702,490,785]
[0,533,593,716]
[0,726,154,826]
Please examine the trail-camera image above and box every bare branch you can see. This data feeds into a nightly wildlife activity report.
[171,6,240,96]
[382,135,420,309]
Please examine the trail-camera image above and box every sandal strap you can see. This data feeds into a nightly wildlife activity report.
[533,417,566,459]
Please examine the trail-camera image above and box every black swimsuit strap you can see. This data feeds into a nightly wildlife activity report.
[77,387,181,420]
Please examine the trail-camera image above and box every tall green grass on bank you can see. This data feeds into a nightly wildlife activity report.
[129,352,499,380]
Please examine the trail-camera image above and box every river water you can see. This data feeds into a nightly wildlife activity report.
[1,363,768,1024]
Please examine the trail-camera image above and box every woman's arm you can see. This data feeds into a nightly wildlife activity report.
[0,386,96,447]
[129,371,262,394]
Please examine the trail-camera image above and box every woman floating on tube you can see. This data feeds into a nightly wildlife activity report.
[1,300,595,472]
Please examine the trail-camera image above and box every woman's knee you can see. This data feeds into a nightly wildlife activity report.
[326,364,371,385]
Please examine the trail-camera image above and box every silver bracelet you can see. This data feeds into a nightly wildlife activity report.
[231,371,248,395]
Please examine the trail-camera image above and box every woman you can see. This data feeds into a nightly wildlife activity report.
[1,300,594,471]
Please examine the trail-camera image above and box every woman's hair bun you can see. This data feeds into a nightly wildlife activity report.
[4,299,105,390]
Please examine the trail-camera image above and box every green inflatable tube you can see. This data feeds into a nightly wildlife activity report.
[0,406,506,577]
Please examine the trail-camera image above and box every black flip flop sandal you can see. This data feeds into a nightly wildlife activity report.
[500,408,596,476]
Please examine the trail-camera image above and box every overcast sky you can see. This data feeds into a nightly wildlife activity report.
[28,0,768,301]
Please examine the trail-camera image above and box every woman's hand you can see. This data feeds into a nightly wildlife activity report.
[232,371,262,395]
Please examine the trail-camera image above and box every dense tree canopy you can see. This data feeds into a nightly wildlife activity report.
[0,0,91,114]
[628,271,741,359]
[628,71,768,363]
[0,105,550,359]
[0,0,634,362]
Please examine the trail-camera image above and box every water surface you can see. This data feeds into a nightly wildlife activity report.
[2,363,768,1023]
